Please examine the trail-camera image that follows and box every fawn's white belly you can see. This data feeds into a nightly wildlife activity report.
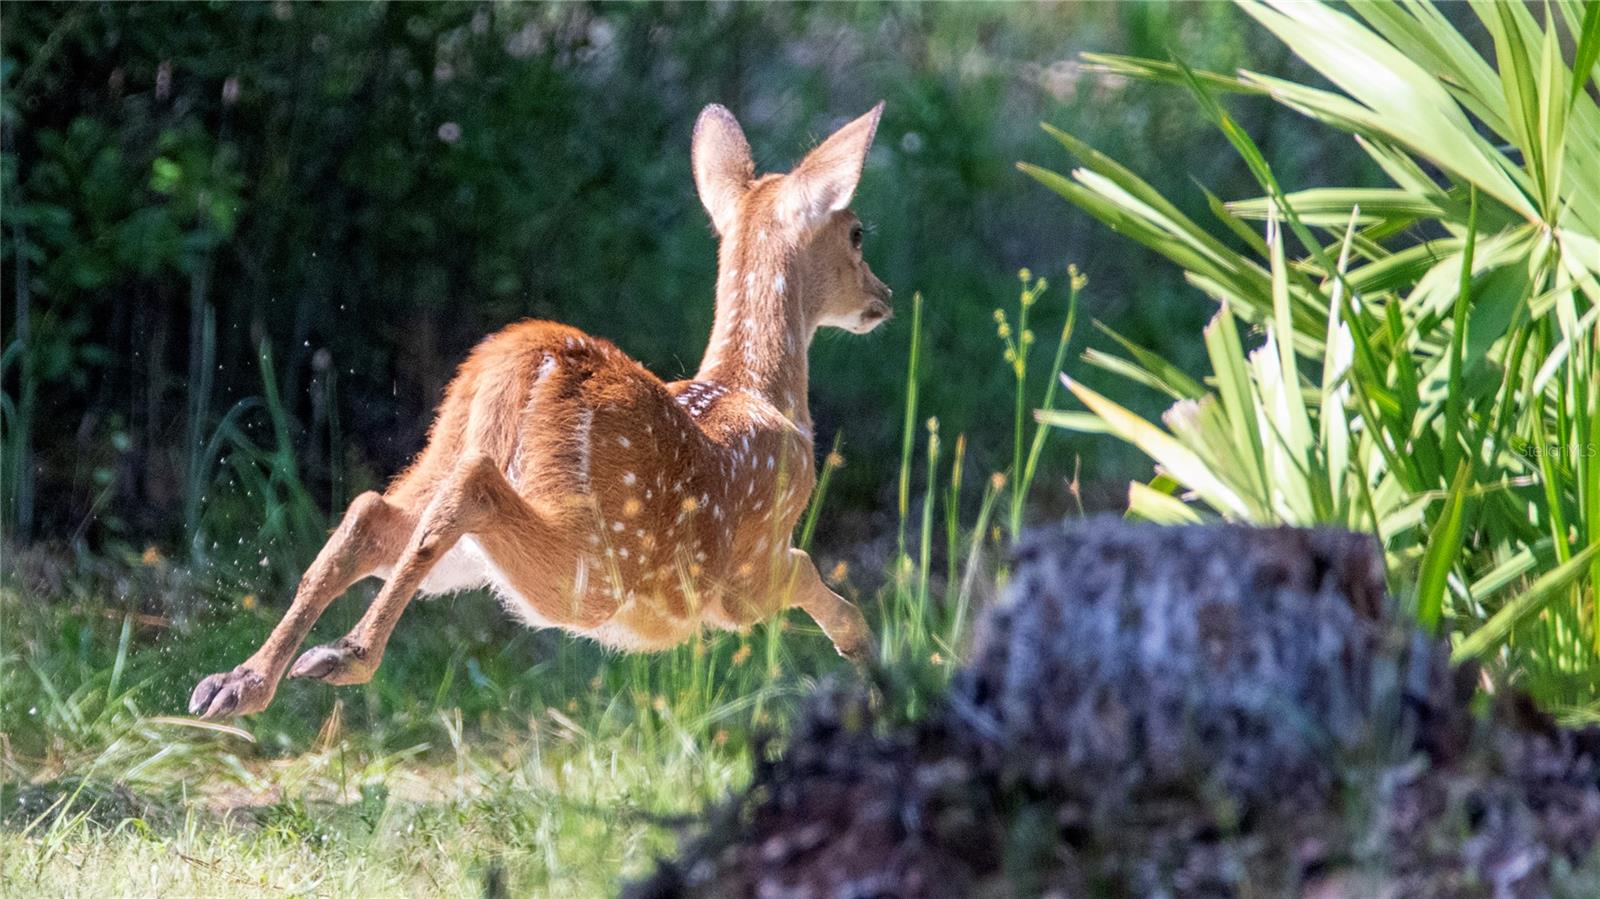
[413,538,694,649]
[417,537,562,630]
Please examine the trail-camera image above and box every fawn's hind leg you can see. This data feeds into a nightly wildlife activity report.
[288,453,585,685]
[785,548,875,667]
[190,491,417,719]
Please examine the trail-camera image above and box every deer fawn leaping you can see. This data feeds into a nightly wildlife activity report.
[190,103,892,719]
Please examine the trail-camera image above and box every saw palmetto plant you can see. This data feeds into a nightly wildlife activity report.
[1026,0,1600,714]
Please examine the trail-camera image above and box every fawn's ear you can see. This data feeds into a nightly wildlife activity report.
[780,102,884,231]
[692,104,755,237]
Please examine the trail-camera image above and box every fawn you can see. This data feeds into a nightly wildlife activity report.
[190,103,891,719]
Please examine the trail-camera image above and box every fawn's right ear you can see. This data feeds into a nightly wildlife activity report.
[777,102,883,232]
[692,104,754,237]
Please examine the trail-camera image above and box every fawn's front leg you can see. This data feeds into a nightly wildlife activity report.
[189,491,416,719]
[786,548,875,667]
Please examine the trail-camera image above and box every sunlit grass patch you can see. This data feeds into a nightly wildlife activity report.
[1,588,771,896]
[2,736,749,897]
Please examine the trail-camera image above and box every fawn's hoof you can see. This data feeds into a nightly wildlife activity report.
[289,641,374,685]
[838,639,876,675]
[189,667,273,719]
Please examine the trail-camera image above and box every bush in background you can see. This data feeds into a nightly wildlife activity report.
[1030,0,1600,713]
[1,2,1368,574]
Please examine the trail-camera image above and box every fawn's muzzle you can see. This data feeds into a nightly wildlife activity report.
[856,296,892,332]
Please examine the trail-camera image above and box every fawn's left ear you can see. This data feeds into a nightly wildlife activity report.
[692,104,755,237]
[780,102,884,231]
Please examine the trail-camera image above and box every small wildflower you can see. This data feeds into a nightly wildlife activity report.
[241,593,257,610]
[930,651,944,666]
[652,695,668,714]
[437,121,462,144]
[731,644,752,666]
[828,560,849,583]
[713,729,729,746]
[825,451,845,469]
[990,472,1008,491]
[1018,267,1032,282]
[141,545,165,566]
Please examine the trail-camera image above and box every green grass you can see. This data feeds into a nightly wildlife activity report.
[0,549,946,897]
[1,585,765,896]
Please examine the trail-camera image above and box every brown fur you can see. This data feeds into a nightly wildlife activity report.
[190,103,892,719]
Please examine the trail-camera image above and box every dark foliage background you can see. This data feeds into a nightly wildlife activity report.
[1,2,1371,573]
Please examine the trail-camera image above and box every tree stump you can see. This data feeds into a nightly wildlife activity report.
[954,521,1417,811]
[629,519,1600,898]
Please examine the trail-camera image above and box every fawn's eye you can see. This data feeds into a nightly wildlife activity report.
[849,224,863,250]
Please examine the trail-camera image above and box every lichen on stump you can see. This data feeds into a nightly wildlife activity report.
[629,519,1600,898]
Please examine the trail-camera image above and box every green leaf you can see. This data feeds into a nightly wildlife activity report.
[1444,186,1479,473]
[1536,9,1570,212]
[1453,542,1600,662]
[1319,208,1361,520]
[1470,541,1552,599]
[1571,0,1600,107]
[1267,204,1314,464]
[1128,481,1204,524]
[1240,0,1536,218]
[1080,53,1268,96]
[1201,184,1272,259]
[1204,304,1270,504]
[1034,408,1113,434]
[149,157,182,194]
[1228,188,1444,225]
[1483,0,1545,193]
[1414,461,1474,631]
[1090,321,1208,399]
[1061,374,1254,520]
[1041,123,1238,265]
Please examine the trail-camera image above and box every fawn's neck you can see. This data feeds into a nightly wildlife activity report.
[696,232,812,427]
